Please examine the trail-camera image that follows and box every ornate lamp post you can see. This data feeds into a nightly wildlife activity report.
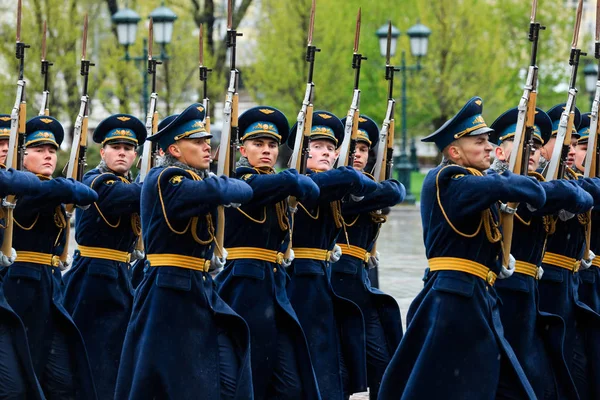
[112,4,177,115]
[584,62,598,110]
[376,21,431,204]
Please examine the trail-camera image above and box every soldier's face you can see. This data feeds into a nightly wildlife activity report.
[449,134,493,171]
[495,139,541,172]
[240,138,279,168]
[566,137,577,167]
[23,144,57,176]
[169,138,211,170]
[0,139,8,165]
[101,142,136,174]
[352,142,369,171]
[575,141,587,172]
[307,139,338,171]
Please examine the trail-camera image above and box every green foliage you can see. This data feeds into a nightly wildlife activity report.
[247,0,575,140]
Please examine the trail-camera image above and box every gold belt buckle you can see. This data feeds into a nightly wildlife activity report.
[486,270,496,286]
[203,260,211,272]
[51,255,61,267]
[573,261,581,273]
[326,250,332,262]
[276,252,284,265]
[363,252,371,264]
[126,253,131,263]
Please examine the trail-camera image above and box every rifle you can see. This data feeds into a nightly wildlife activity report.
[39,20,52,117]
[582,0,600,260]
[338,8,366,167]
[215,0,242,258]
[545,0,585,181]
[138,19,161,182]
[60,15,94,263]
[288,0,319,175]
[1,0,29,256]
[373,21,399,182]
[199,24,212,133]
[499,0,545,268]
[284,0,319,259]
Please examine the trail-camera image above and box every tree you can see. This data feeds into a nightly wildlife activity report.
[245,0,575,141]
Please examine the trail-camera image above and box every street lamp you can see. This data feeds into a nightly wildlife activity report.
[376,20,431,204]
[584,62,598,109]
[112,4,177,115]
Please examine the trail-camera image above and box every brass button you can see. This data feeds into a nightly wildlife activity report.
[273,267,277,273]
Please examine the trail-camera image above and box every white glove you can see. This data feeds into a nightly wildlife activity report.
[131,249,145,262]
[288,205,298,214]
[211,248,228,271]
[498,254,515,279]
[207,172,217,178]
[282,249,295,268]
[350,194,364,202]
[0,248,17,267]
[558,210,575,221]
[367,251,380,270]
[330,244,342,263]
[581,250,596,270]
[537,266,544,280]
[58,254,72,271]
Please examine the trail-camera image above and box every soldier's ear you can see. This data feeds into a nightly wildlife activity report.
[168,143,181,158]
[447,144,461,162]
[239,144,247,158]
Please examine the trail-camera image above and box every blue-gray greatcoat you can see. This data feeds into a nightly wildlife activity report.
[495,177,592,399]
[215,166,322,400]
[1,176,98,399]
[287,166,378,399]
[379,165,546,400]
[62,168,142,400]
[114,166,254,400]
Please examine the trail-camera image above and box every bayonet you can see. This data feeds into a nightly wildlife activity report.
[338,8,366,167]
[199,24,212,133]
[39,20,53,116]
[545,0,585,181]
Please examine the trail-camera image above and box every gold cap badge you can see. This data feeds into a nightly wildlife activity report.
[117,116,131,122]
[259,109,275,115]
[40,118,53,124]
[318,113,332,119]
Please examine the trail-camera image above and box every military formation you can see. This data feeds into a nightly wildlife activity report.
[3,0,600,399]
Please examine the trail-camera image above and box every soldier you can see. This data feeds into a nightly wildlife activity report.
[114,103,254,399]
[538,105,600,400]
[0,138,58,398]
[566,111,600,399]
[215,106,322,399]
[539,103,580,170]
[330,115,405,400]
[489,107,592,399]
[379,97,547,399]
[62,114,146,399]
[0,115,98,398]
[286,111,378,399]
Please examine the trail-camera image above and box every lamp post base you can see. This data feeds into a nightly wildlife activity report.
[396,153,416,205]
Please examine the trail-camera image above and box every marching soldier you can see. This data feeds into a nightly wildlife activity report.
[489,107,591,399]
[379,97,546,399]
[114,103,254,399]
[215,106,322,399]
[539,103,580,170]
[62,114,146,399]
[0,135,58,398]
[0,115,98,398]
[538,105,600,400]
[286,111,378,399]
[331,115,405,400]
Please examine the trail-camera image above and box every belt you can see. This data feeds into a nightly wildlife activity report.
[227,247,284,265]
[428,257,497,285]
[514,260,540,279]
[592,258,600,268]
[78,245,131,263]
[147,254,210,272]
[293,247,332,262]
[15,251,60,267]
[342,244,371,263]
[542,252,580,273]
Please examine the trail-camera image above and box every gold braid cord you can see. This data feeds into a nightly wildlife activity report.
[275,201,289,231]
[564,168,590,227]
[157,167,215,245]
[436,165,501,243]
